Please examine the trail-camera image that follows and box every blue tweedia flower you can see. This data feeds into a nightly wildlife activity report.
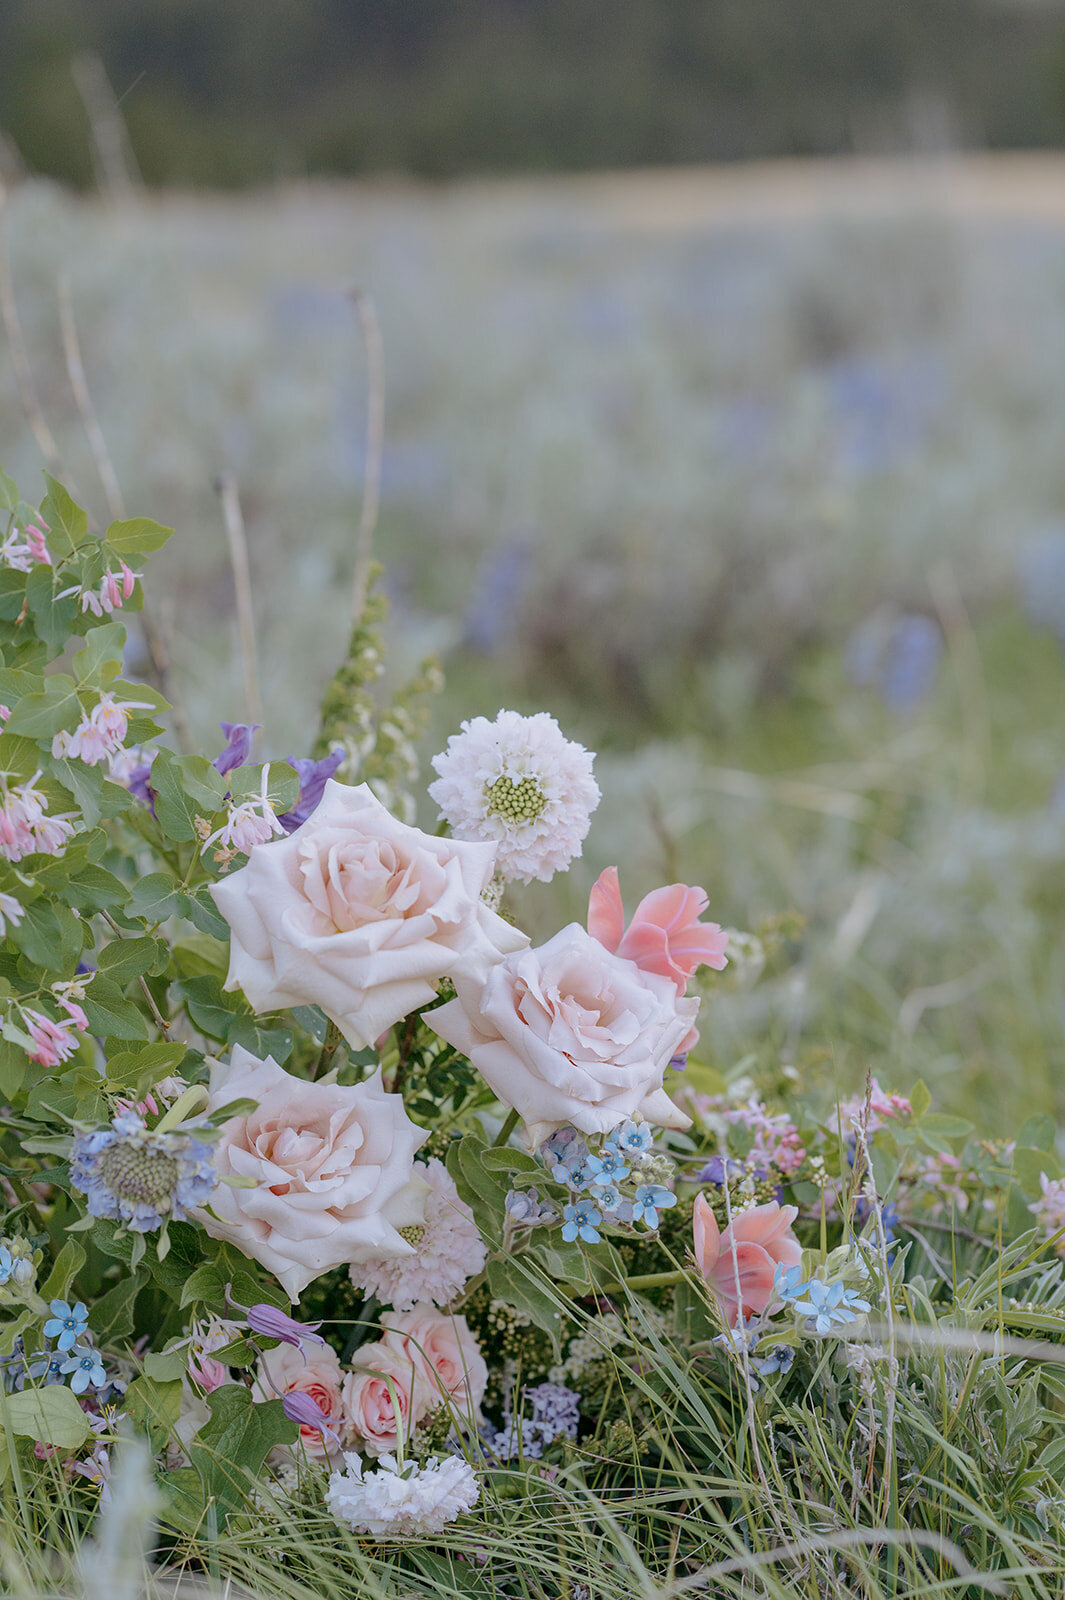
[1,1339,28,1392]
[60,1343,107,1394]
[70,1110,217,1233]
[28,1348,69,1386]
[0,1242,33,1292]
[773,1263,808,1302]
[714,1316,760,1359]
[593,1146,630,1184]
[607,1119,654,1159]
[589,1181,623,1215]
[541,1126,583,1168]
[752,1345,795,1378]
[631,1185,677,1229]
[0,1244,14,1286]
[791,1280,872,1337]
[561,1201,602,1245]
[553,1151,603,1191]
[43,1299,89,1352]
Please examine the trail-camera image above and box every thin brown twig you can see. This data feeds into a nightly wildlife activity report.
[348,288,385,627]
[215,472,262,725]
[99,909,171,1035]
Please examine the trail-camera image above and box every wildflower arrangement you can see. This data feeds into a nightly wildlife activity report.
[4,467,1065,1596]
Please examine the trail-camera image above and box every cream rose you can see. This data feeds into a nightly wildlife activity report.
[211,780,528,1049]
[192,1045,427,1300]
[381,1305,487,1415]
[252,1340,346,1458]
[341,1339,433,1456]
[428,923,696,1147]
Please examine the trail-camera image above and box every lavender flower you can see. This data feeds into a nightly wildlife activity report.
[244,1302,327,1356]
[278,750,345,833]
[70,1110,217,1233]
[491,1382,581,1461]
[213,721,261,777]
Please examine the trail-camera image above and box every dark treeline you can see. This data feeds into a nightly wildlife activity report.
[2,0,1065,188]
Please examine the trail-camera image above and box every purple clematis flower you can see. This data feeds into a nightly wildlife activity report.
[243,1301,327,1357]
[213,722,261,777]
[278,749,344,833]
[281,1389,344,1448]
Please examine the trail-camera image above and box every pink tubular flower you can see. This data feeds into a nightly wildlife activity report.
[24,526,50,565]
[692,1193,802,1325]
[58,997,89,1032]
[24,1010,80,1068]
[588,867,729,993]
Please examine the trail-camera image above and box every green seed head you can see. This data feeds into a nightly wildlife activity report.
[484,773,547,826]
[98,1141,178,1209]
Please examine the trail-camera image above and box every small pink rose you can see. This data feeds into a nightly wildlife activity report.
[381,1305,487,1414]
[693,1193,802,1325]
[253,1341,346,1458]
[341,1340,432,1457]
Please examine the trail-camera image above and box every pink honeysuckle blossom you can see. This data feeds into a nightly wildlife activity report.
[58,997,89,1032]
[54,694,155,768]
[24,525,51,564]
[588,867,729,993]
[692,1193,802,1325]
[24,1010,81,1068]
[0,776,77,862]
[198,763,285,858]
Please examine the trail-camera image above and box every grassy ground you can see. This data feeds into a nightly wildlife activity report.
[4,155,1065,1133]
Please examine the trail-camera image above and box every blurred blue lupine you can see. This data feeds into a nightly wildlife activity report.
[846,611,942,712]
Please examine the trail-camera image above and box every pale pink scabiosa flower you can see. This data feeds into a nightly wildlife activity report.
[428,709,600,884]
[1031,1174,1065,1252]
[348,1159,485,1310]
[693,1193,803,1325]
[326,1452,480,1538]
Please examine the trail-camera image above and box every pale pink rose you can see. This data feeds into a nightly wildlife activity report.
[253,1340,346,1458]
[381,1305,487,1415]
[692,1194,803,1326]
[428,923,696,1148]
[191,1045,427,1301]
[211,780,528,1050]
[341,1340,433,1456]
[588,867,729,991]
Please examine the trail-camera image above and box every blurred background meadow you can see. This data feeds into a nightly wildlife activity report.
[4,2,1065,1133]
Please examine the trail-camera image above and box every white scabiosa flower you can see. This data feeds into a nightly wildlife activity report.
[428,709,599,884]
[326,1451,480,1538]
[348,1159,486,1310]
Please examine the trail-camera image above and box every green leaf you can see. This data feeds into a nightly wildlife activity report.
[5,674,81,738]
[52,758,132,826]
[89,1271,146,1342]
[105,517,173,557]
[184,973,248,1041]
[188,1385,297,1515]
[41,475,89,556]
[0,467,19,511]
[1,1386,92,1449]
[98,936,170,984]
[62,861,128,912]
[151,750,225,843]
[1011,1146,1061,1194]
[225,1018,293,1064]
[0,1042,26,1099]
[185,887,230,942]
[1018,1114,1058,1156]
[909,1079,932,1120]
[72,622,126,687]
[25,565,78,655]
[480,1146,543,1176]
[485,1257,566,1352]
[39,1239,86,1303]
[127,872,186,924]
[15,899,86,971]
[81,976,151,1042]
[104,1041,186,1093]
[122,1375,182,1451]
[143,1347,190,1384]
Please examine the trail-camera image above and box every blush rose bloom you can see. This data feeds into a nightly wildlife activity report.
[211,780,528,1050]
[693,1193,803,1325]
[191,1045,427,1301]
[428,923,697,1148]
[341,1340,434,1456]
[381,1305,487,1416]
[253,1340,346,1458]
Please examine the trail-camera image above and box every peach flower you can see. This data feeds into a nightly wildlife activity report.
[341,1340,433,1456]
[211,780,527,1050]
[588,867,728,991]
[693,1193,802,1325]
[253,1340,345,1458]
[191,1045,427,1301]
[381,1305,487,1415]
[428,923,696,1148]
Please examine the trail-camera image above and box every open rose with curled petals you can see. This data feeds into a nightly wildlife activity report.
[693,1193,802,1325]
[428,923,696,1148]
[381,1305,487,1415]
[211,780,528,1050]
[341,1339,434,1456]
[191,1045,427,1301]
[252,1340,346,1458]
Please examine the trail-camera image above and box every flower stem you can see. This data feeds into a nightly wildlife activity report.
[492,1107,520,1147]
[599,1269,688,1294]
[312,1019,343,1079]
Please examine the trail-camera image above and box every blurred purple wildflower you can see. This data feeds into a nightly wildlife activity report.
[847,611,942,712]
[244,1302,327,1357]
[278,750,344,833]
[213,722,261,777]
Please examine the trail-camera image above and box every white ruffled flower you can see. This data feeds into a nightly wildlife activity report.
[428,709,599,884]
[326,1451,479,1538]
[348,1159,486,1310]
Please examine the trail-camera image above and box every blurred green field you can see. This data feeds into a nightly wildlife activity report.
[5,157,1065,1131]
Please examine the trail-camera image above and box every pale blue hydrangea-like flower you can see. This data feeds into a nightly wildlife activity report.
[561,1201,602,1244]
[631,1184,676,1229]
[791,1280,871,1336]
[0,1242,34,1292]
[607,1119,654,1160]
[593,1146,630,1184]
[43,1299,89,1352]
[60,1343,106,1394]
[552,1149,603,1190]
[70,1110,217,1233]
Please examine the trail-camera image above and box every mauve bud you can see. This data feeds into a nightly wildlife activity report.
[245,1303,326,1356]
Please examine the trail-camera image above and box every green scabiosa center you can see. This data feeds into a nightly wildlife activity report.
[399,1224,426,1247]
[484,773,546,826]
[98,1140,178,1209]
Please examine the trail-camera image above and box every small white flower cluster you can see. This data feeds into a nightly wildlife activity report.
[549,1308,670,1386]
[428,709,599,884]
[326,1451,479,1539]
